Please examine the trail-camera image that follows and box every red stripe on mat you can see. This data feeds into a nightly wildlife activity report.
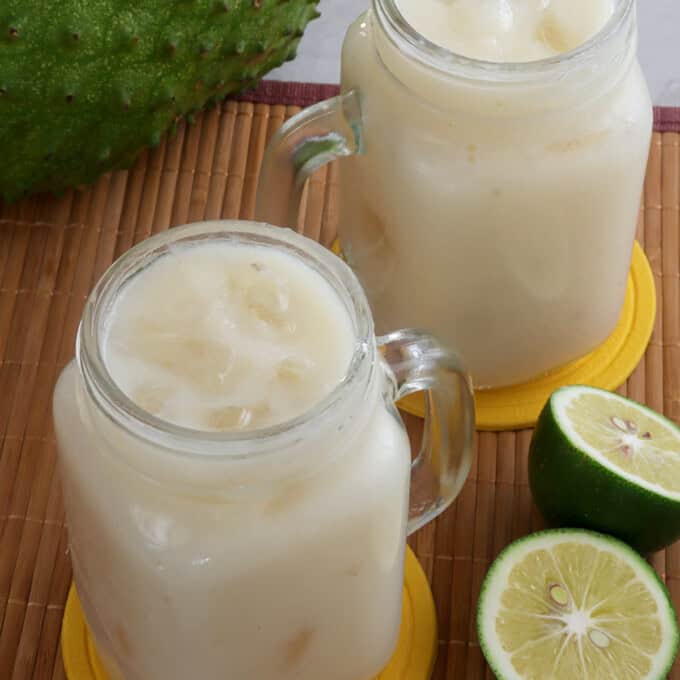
[654,107,680,133]
[235,80,340,107]
[236,80,680,132]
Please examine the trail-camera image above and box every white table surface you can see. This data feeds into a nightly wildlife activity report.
[270,0,680,106]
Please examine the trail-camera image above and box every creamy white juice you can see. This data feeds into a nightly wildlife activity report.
[338,0,652,387]
[53,232,412,679]
[396,0,615,62]
[104,243,355,431]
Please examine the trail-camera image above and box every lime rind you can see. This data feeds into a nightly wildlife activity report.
[477,529,679,680]
[529,393,680,553]
[551,385,680,502]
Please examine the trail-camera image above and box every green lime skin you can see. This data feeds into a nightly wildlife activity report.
[528,390,680,555]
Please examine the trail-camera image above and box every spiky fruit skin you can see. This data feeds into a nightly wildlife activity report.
[0,0,320,202]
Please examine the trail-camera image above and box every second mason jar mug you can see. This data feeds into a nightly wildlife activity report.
[256,0,653,389]
[53,220,474,680]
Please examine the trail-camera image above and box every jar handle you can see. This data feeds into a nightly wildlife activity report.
[378,329,475,535]
[255,89,363,229]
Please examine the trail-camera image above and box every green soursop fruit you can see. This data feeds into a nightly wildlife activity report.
[0,0,320,202]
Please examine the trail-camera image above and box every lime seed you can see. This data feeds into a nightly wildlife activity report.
[549,584,569,607]
[589,629,611,649]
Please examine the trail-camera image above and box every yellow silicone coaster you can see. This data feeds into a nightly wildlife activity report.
[333,240,655,431]
[62,547,437,680]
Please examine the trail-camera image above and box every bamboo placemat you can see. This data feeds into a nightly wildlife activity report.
[0,84,678,679]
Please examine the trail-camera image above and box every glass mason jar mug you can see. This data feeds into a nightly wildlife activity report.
[53,221,474,680]
[256,0,653,389]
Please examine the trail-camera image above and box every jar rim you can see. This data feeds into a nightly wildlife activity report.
[373,0,635,82]
[77,221,376,458]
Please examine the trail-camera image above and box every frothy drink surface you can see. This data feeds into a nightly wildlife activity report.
[103,242,355,431]
[396,0,615,62]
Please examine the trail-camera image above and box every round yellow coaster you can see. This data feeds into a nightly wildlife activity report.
[332,240,655,431]
[62,547,437,680]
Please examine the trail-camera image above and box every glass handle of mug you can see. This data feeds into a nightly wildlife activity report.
[255,89,363,229]
[378,329,476,535]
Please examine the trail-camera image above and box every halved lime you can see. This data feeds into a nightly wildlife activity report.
[477,529,678,680]
[529,385,680,554]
